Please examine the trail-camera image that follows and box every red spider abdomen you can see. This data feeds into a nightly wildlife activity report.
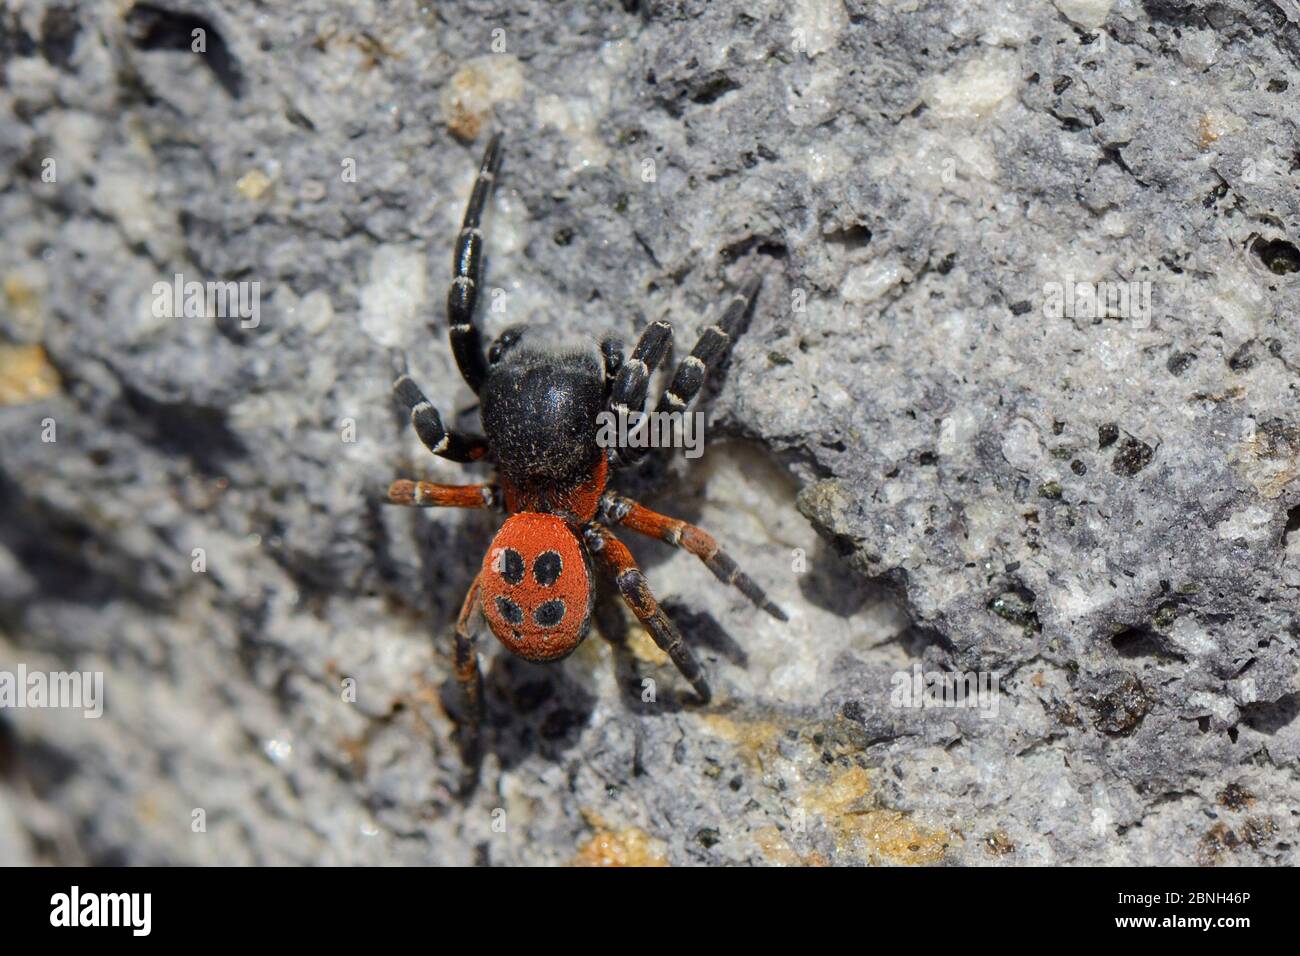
[480,512,593,661]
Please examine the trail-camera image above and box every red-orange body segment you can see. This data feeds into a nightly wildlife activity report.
[498,456,609,522]
[479,512,594,661]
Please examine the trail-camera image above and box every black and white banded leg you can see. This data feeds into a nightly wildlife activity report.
[584,524,712,703]
[447,134,502,395]
[657,275,760,415]
[606,320,672,464]
[392,353,488,462]
[599,335,624,400]
[620,276,761,467]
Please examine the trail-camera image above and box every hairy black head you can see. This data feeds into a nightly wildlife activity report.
[480,335,605,484]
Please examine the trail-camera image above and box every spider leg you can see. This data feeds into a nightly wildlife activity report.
[620,276,761,467]
[600,491,787,620]
[606,320,673,465]
[600,335,624,397]
[447,134,502,394]
[387,477,494,794]
[608,320,672,418]
[392,353,489,462]
[658,275,761,414]
[450,573,484,795]
[386,479,500,509]
[584,524,711,704]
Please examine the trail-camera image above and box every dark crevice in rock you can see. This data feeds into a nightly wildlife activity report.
[1227,340,1257,371]
[40,5,80,69]
[1140,0,1208,27]
[822,223,873,250]
[719,233,788,263]
[1166,350,1197,375]
[688,72,740,105]
[1251,236,1300,275]
[0,10,37,60]
[1240,693,1300,734]
[1282,504,1300,549]
[1100,143,1149,187]
[1111,436,1155,476]
[124,3,244,98]
[1111,625,1186,662]
[988,585,1042,635]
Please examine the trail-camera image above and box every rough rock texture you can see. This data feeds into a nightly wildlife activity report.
[1,0,1297,865]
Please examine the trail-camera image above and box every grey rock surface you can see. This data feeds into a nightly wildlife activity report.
[1,0,1297,865]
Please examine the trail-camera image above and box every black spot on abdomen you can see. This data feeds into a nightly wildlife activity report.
[534,600,566,628]
[495,596,524,626]
[534,550,562,587]
[498,548,524,585]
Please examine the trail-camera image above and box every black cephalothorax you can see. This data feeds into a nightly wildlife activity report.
[480,334,606,486]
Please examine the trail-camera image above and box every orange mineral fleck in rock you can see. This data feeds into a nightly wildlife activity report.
[0,344,60,405]
[572,826,668,867]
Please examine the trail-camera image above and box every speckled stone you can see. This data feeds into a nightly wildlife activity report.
[0,0,1296,865]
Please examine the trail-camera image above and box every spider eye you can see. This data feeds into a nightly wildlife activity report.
[489,328,525,364]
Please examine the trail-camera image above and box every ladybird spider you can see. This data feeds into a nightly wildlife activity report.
[385,135,786,790]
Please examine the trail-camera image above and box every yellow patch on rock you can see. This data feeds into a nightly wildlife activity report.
[625,626,670,666]
[1230,422,1300,499]
[0,344,60,405]
[1199,110,1245,149]
[4,274,39,316]
[752,825,829,866]
[572,813,668,867]
[700,713,781,766]
[236,169,273,200]
[442,55,525,142]
[701,715,949,865]
[805,766,951,865]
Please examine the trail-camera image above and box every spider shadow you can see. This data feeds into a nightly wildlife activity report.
[605,498,752,678]
[796,538,886,619]
[471,650,599,775]
[442,580,705,783]
[591,582,706,716]
[660,598,748,669]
